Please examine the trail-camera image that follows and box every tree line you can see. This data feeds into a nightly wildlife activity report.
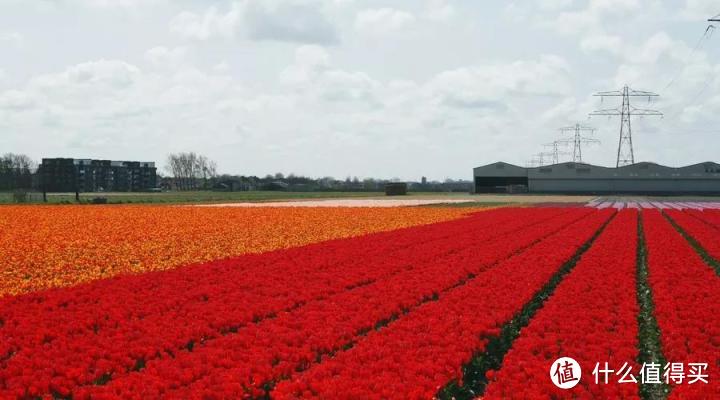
[0,153,35,191]
[165,152,218,190]
[0,151,473,193]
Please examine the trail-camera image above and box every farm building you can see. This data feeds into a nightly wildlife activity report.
[474,161,720,194]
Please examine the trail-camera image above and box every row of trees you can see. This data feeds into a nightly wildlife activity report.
[0,153,36,191]
[200,172,472,193]
[165,152,218,190]
[0,151,472,194]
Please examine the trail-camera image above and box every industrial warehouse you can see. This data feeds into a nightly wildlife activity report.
[469,79,720,196]
[474,161,720,194]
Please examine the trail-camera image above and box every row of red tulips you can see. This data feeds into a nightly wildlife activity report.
[665,209,720,264]
[685,209,720,229]
[76,209,595,399]
[269,209,614,399]
[483,210,640,399]
[643,210,720,398]
[0,208,569,399]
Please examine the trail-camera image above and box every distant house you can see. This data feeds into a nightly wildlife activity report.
[213,179,255,192]
[263,181,290,191]
[385,182,408,196]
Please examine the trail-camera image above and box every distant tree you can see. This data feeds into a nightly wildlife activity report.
[196,155,218,189]
[362,178,377,190]
[0,153,36,191]
[165,152,218,191]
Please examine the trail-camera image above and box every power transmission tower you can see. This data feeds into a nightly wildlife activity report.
[709,13,720,22]
[543,142,560,165]
[525,159,539,168]
[589,85,662,167]
[538,152,554,166]
[543,141,572,165]
[557,124,600,163]
[527,153,547,167]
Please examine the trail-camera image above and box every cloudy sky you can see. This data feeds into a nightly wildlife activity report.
[1,0,719,180]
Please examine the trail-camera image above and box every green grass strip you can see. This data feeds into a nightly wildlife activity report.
[663,211,720,277]
[636,213,670,400]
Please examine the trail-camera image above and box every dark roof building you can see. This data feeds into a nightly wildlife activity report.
[40,158,157,192]
[474,161,720,194]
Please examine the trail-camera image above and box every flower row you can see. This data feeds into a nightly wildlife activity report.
[0,208,566,399]
[643,210,720,398]
[270,209,615,399]
[0,205,479,295]
[483,210,640,399]
[77,209,592,399]
[665,209,720,264]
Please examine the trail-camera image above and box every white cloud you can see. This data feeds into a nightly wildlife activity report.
[681,0,718,19]
[212,62,230,73]
[355,8,416,35]
[244,1,339,44]
[169,3,242,40]
[34,60,141,91]
[580,33,623,55]
[427,55,572,109]
[589,0,642,13]
[279,45,331,85]
[2,1,720,177]
[0,58,246,155]
[169,1,338,44]
[538,0,575,10]
[634,32,677,63]
[280,45,380,108]
[0,90,35,110]
[425,0,455,21]
[0,32,24,48]
[542,0,646,35]
[144,46,187,69]
[74,0,167,7]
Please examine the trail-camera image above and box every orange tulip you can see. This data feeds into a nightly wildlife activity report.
[0,205,482,296]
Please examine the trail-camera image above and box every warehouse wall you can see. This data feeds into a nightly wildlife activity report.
[473,161,720,194]
[529,179,720,194]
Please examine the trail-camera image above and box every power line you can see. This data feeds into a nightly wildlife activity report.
[589,85,663,168]
[660,17,719,123]
[664,25,715,91]
[527,152,554,167]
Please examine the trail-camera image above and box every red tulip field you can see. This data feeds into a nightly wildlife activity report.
[1,205,719,399]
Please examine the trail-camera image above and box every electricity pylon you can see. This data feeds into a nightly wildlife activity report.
[543,141,572,165]
[589,85,662,167]
[557,124,600,163]
[528,153,549,167]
